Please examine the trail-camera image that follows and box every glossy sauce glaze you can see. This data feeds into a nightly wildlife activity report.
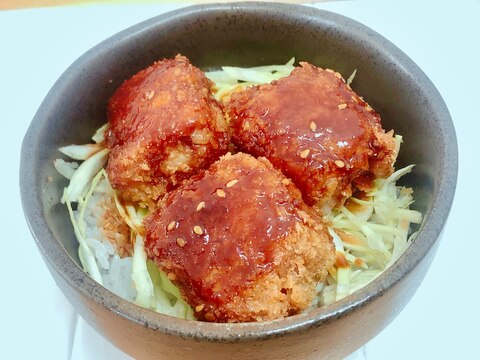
[144,153,304,321]
[227,63,393,207]
[106,55,225,148]
[104,55,230,205]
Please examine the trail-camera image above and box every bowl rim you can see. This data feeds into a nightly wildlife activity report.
[20,1,458,342]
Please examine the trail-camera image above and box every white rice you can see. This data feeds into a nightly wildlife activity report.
[75,177,136,302]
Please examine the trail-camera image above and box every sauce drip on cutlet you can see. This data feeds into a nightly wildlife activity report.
[109,61,167,146]
[265,72,369,164]
[144,155,300,319]
[106,57,214,147]
[228,64,384,205]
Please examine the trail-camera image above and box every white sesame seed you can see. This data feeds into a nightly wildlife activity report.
[167,221,176,231]
[193,225,204,235]
[176,238,186,248]
[326,68,334,73]
[300,149,310,159]
[309,121,317,131]
[351,96,359,103]
[195,304,205,312]
[282,178,290,186]
[196,201,205,211]
[338,103,347,110]
[216,189,226,198]
[334,160,345,168]
[226,179,239,188]
[365,104,373,112]
[334,72,342,79]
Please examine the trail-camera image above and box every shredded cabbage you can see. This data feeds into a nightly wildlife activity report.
[54,158,79,180]
[323,163,422,304]
[59,143,104,160]
[92,123,108,143]
[147,260,195,319]
[61,148,109,203]
[205,58,295,101]
[63,170,107,285]
[347,69,357,86]
[132,234,155,309]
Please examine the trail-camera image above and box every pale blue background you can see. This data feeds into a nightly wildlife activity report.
[1,0,478,358]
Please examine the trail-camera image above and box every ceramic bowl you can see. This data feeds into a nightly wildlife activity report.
[20,3,457,359]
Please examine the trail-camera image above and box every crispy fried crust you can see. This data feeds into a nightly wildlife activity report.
[106,55,230,207]
[227,62,398,208]
[144,153,335,322]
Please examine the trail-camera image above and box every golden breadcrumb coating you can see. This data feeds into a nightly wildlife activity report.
[227,62,398,208]
[106,55,230,207]
[144,153,335,322]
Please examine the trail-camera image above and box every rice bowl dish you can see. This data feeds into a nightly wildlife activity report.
[20,3,457,359]
[55,57,422,322]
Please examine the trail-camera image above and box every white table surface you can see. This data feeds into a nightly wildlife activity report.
[1,0,478,358]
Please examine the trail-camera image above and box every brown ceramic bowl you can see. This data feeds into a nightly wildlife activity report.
[20,2,457,359]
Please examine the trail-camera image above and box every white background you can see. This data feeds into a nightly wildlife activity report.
[1,0,479,358]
